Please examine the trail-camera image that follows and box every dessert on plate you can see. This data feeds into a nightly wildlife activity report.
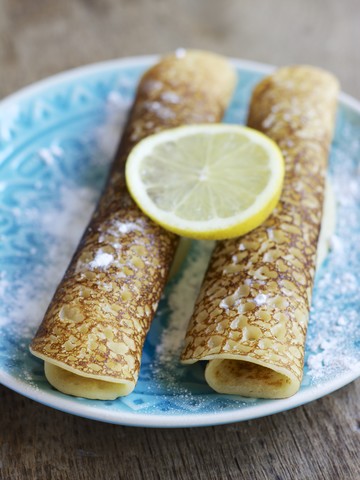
[181,65,339,398]
[29,50,236,400]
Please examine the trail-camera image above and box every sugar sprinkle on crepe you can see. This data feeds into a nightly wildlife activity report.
[1,87,360,397]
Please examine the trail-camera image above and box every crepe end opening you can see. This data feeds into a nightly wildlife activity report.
[44,362,134,400]
[205,358,300,399]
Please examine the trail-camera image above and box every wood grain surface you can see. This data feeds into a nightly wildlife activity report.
[0,0,359,479]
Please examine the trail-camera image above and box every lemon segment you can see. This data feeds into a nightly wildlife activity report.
[125,124,284,240]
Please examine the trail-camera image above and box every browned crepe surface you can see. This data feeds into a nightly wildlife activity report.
[181,66,339,398]
[30,50,236,399]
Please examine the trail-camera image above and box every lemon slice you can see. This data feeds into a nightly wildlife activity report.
[125,124,284,240]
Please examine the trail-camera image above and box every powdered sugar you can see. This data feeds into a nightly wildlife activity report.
[144,100,176,120]
[115,221,143,235]
[156,240,215,364]
[149,240,215,396]
[0,70,359,415]
[98,220,144,245]
[0,185,98,329]
[153,117,360,388]
[90,250,114,269]
[304,118,360,382]
[161,91,180,104]
[0,86,132,333]
[94,91,131,158]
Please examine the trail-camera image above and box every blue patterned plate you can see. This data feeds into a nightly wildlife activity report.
[1,57,359,427]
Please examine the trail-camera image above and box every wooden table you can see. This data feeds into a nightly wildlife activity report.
[1,1,359,478]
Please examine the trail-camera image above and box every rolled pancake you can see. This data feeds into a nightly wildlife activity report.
[181,66,339,399]
[30,50,236,400]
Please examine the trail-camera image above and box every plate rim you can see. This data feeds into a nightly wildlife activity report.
[2,54,359,112]
[0,54,359,428]
[1,367,358,428]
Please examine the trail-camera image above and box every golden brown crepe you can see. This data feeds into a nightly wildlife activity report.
[30,50,236,399]
[181,66,339,399]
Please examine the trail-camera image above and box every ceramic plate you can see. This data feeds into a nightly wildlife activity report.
[1,56,359,428]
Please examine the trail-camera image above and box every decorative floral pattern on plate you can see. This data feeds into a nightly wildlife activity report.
[0,57,359,427]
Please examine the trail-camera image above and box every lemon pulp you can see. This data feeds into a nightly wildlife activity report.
[125,124,284,240]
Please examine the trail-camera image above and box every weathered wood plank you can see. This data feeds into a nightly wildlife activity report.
[1,381,359,479]
[1,1,359,478]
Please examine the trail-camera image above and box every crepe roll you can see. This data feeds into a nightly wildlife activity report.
[181,66,339,399]
[30,50,237,400]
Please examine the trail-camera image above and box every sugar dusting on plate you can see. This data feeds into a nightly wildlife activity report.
[156,240,215,362]
[0,185,98,330]
[303,117,360,384]
[153,241,214,391]
[0,81,359,409]
[0,91,130,333]
[152,112,360,389]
